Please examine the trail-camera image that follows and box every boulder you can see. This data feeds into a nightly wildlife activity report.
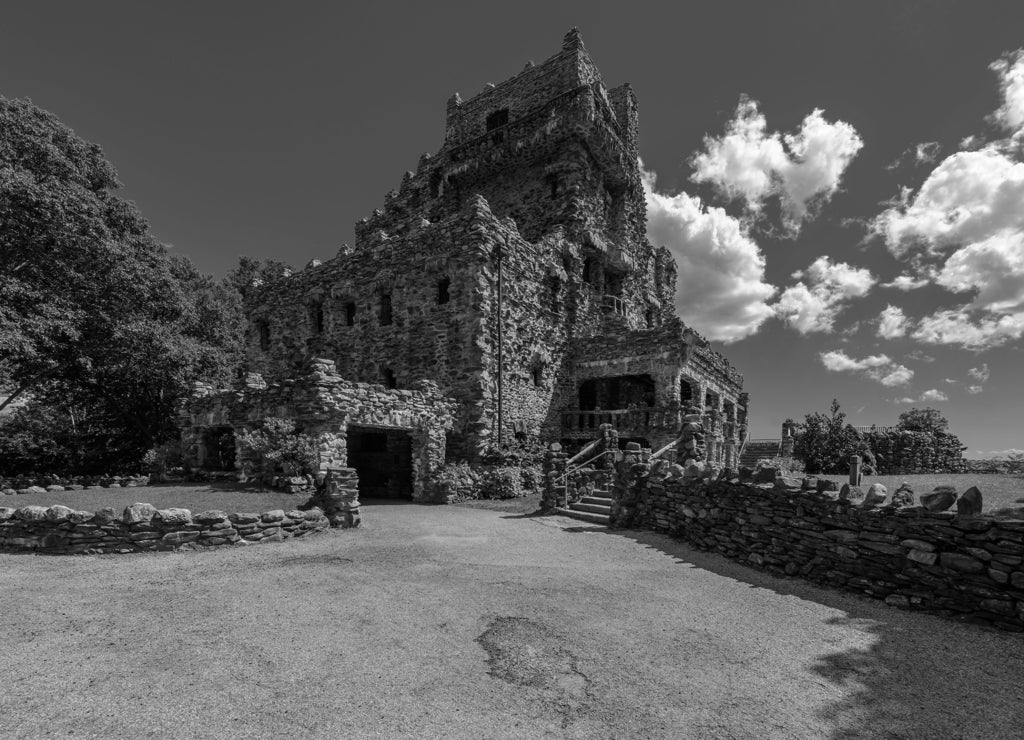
[155,508,192,526]
[753,467,778,484]
[45,484,65,493]
[920,487,958,512]
[91,507,120,524]
[122,502,157,525]
[839,484,865,503]
[44,505,75,523]
[194,510,228,524]
[24,486,47,495]
[816,479,839,493]
[863,483,887,506]
[956,486,983,517]
[15,505,49,522]
[891,483,914,507]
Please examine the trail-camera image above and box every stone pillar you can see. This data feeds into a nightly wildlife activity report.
[314,467,361,528]
[780,426,795,458]
[542,442,567,510]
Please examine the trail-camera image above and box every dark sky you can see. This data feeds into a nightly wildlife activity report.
[4,1,1024,453]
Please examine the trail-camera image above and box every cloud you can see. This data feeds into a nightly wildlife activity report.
[990,49,1024,137]
[968,363,990,382]
[968,385,984,394]
[642,166,777,342]
[920,389,949,402]
[775,257,875,333]
[974,448,1024,458]
[872,51,1024,349]
[690,97,863,232]
[911,309,1024,349]
[882,274,930,291]
[906,350,935,363]
[885,141,941,170]
[877,305,907,339]
[819,350,913,386]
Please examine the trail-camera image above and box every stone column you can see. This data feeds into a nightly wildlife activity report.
[542,442,567,510]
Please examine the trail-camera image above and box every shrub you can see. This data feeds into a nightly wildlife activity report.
[755,456,805,474]
[793,400,863,474]
[432,462,480,502]
[477,465,527,499]
[237,418,318,476]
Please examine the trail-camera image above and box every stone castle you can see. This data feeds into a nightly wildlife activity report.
[180,29,747,504]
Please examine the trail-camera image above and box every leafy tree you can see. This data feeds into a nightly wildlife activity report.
[792,399,863,474]
[223,256,292,299]
[0,97,243,472]
[237,418,318,476]
[896,407,949,434]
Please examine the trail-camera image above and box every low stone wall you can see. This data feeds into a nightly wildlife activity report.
[1,475,150,495]
[612,464,1024,632]
[0,502,330,555]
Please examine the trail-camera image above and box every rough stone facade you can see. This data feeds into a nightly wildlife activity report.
[185,29,746,500]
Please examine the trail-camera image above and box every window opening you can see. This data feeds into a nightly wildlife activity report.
[382,367,397,389]
[257,320,270,351]
[437,277,451,304]
[379,294,393,326]
[345,302,356,326]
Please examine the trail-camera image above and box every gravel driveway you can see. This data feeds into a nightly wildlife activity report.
[2,503,1022,739]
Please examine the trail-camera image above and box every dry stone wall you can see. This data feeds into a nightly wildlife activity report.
[611,460,1024,631]
[0,502,330,555]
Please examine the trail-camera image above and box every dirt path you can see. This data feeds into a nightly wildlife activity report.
[2,504,1022,738]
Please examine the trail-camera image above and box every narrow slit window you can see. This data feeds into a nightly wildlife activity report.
[437,277,451,305]
[312,303,325,334]
[257,320,270,351]
[382,367,397,389]
[345,302,356,326]
[379,294,393,326]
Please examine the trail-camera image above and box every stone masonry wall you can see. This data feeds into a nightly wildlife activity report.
[0,502,330,555]
[612,462,1024,631]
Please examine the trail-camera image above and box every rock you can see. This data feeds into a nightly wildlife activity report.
[25,486,47,495]
[956,486,983,517]
[885,594,910,608]
[44,505,75,523]
[261,509,285,523]
[230,512,260,525]
[1009,571,1024,589]
[16,505,49,521]
[920,487,958,512]
[753,467,778,484]
[2,488,16,496]
[863,484,887,506]
[839,484,864,503]
[907,549,938,566]
[155,508,192,526]
[939,552,985,574]
[890,484,914,507]
[816,479,839,493]
[774,475,802,492]
[91,507,120,524]
[161,531,201,546]
[194,510,228,524]
[900,539,935,552]
[122,502,157,525]
[0,507,16,521]
[45,484,64,493]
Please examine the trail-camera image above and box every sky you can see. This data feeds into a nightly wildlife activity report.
[3,1,1024,456]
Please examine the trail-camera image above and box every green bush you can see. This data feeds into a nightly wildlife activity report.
[237,418,318,476]
[477,465,527,499]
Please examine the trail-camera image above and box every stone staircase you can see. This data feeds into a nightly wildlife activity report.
[738,439,782,469]
[555,488,613,526]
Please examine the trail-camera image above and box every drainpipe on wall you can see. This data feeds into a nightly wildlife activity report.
[495,237,505,447]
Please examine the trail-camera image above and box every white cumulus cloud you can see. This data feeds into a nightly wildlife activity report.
[642,166,776,343]
[819,350,913,387]
[776,257,875,333]
[967,385,984,394]
[691,97,863,232]
[882,274,930,291]
[990,49,1024,137]
[920,389,949,402]
[877,305,908,339]
[873,51,1024,350]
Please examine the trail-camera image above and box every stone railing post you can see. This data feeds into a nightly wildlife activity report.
[849,455,862,487]
[542,442,567,510]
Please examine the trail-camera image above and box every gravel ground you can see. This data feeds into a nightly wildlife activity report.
[2,503,1022,739]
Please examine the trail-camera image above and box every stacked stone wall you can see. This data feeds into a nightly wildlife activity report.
[1,475,149,495]
[0,502,330,555]
[613,466,1024,631]
[863,429,967,474]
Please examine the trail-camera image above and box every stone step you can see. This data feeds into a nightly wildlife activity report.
[570,502,611,515]
[580,496,613,506]
[554,507,610,525]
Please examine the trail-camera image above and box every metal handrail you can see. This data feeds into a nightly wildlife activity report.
[556,449,617,507]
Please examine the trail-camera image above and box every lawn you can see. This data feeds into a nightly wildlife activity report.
[0,482,308,514]
[816,473,1024,517]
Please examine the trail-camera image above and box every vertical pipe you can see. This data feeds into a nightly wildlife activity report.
[496,238,504,447]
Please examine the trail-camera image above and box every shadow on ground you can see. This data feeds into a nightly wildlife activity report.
[561,522,1024,739]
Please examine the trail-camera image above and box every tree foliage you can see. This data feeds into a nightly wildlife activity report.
[896,407,949,434]
[0,97,243,472]
[792,399,863,474]
[237,418,318,477]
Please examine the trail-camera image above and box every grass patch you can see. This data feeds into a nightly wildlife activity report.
[817,473,1024,517]
[0,482,307,514]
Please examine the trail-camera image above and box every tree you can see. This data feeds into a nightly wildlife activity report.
[223,256,293,299]
[897,407,949,434]
[0,97,243,472]
[237,418,318,476]
[792,399,863,474]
